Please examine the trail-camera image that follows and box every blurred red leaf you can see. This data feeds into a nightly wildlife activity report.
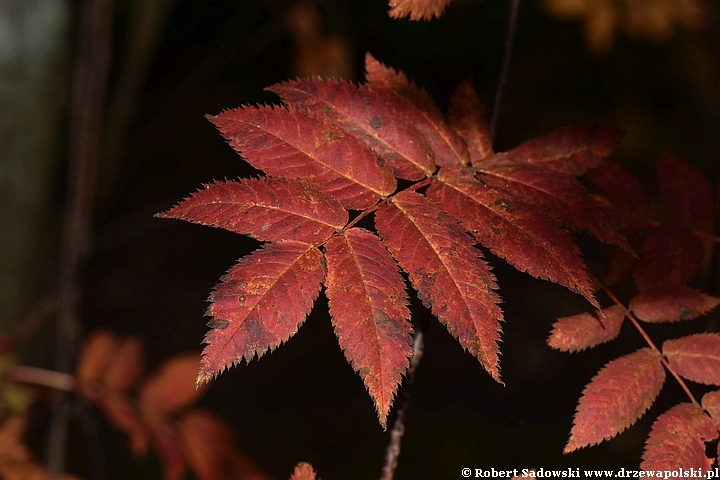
[290,462,318,480]
[634,223,704,292]
[630,285,720,323]
[102,336,145,393]
[587,160,647,234]
[180,409,270,480]
[144,410,187,480]
[387,0,452,20]
[641,403,717,471]
[663,333,720,385]
[75,330,120,401]
[657,152,713,226]
[565,348,665,453]
[548,305,625,353]
[97,392,150,457]
[325,228,413,427]
[140,352,208,415]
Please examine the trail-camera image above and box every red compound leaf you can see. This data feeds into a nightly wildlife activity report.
[701,390,720,425]
[375,191,504,381]
[641,403,718,471]
[630,285,720,323]
[448,79,493,165]
[198,241,325,386]
[565,348,665,453]
[634,223,705,292]
[387,0,453,20]
[428,165,597,308]
[364,53,469,167]
[157,178,348,244]
[481,126,624,177]
[267,78,436,180]
[657,152,713,226]
[476,164,630,252]
[548,305,625,353]
[324,228,413,428]
[663,333,720,386]
[208,105,396,209]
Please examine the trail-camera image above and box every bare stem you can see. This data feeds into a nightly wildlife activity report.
[598,281,700,406]
[490,0,521,141]
[46,0,113,474]
[380,329,425,480]
[5,365,76,392]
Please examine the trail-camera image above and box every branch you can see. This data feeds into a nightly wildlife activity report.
[46,0,113,474]
[380,327,425,480]
[490,0,521,141]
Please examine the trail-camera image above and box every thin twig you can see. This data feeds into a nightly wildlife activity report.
[490,0,521,141]
[380,329,425,480]
[5,365,76,392]
[598,280,700,406]
[46,0,113,474]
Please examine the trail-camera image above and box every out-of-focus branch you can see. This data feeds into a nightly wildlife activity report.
[46,0,113,474]
[490,0,521,141]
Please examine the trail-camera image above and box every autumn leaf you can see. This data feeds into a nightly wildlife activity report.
[324,228,413,428]
[375,191,503,380]
[290,463,318,480]
[75,330,121,401]
[663,334,720,386]
[657,152,714,226]
[630,285,720,323]
[480,126,623,177]
[208,105,396,209]
[701,390,720,425]
[387,0,452,21]
[198,241,325,386]
[548,305,625,353]
[140,353,209,416]
[634,223,704,292]
[157,178,348,244]
[447,79,493,164]
[364,53,469,167]
[268,78,436,180]
[428,165,597,308]
[102,336,145,393]
[587,160,648,235]
[565,348,665,453]
[640,403,717,471]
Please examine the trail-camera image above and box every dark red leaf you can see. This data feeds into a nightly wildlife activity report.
[180,409,270,480]
[375,191,504,381]
[630,285,720,323]
[641,403,717,471]
[477,165,630,252]
[478,126,624,176]
[565,348,665,453]
[289,463,318,480]
[448,79,492,165]
[587,160,648,235]
[157,178,348,244]
[75,330,121,402]
[548,305,625,353]
[365,53,469,166]
[140,353,209,415]
[387,0,452,20]
[601,248,636,287]
[663,333,720,385]
[102,336,144,393]
[657,152,713,226]
[428,166,597,308]
[208,105,396,209]
[324,228,413,427]
[701,390,720,425]
[634,223,704,292]
[198,241,325,386]
[267,79,436,180]
[143,411,187,480]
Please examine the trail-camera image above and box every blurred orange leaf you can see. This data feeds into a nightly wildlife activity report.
[140,352,209,415]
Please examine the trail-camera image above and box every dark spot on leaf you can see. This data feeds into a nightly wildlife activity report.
[492,198,514,212]
[369,117,382,130]
[238,295,246,306]
[678,305,693,320]
[377,157,385,167]
[207,319,229,330]
[322,105,332,114]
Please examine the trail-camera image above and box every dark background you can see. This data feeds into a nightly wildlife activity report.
[15,0,720,478]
